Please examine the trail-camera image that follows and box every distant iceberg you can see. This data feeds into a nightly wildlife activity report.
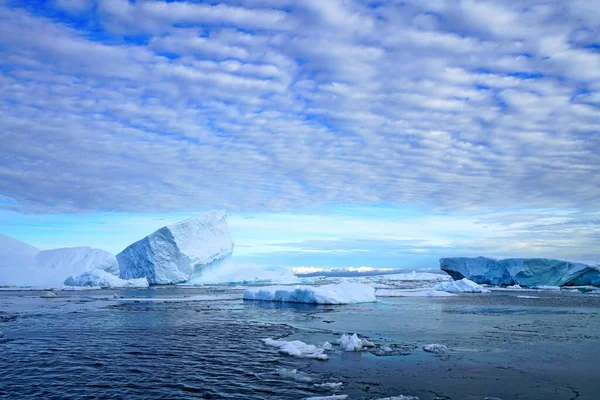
[440,257,600,287]
[0,234,119,288]
[243,283,377,304]
[117,210,234,284]
[64,269,148,288]
[435,278,490,293]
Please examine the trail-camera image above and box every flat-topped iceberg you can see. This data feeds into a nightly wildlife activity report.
[243,283,376,304]
[117,210,234,284]
[440,257,600,287]
[64,269,149,288]
[435,278,489,293]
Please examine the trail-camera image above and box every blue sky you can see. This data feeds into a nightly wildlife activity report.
[0,0,599,268]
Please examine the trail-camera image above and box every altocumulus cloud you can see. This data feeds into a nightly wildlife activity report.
[0,0,599,214]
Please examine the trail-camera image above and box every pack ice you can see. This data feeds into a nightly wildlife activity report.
[117,210,234,284]
[440,257,600,287]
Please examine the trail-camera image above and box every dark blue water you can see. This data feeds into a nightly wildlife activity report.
[1,288,599,399]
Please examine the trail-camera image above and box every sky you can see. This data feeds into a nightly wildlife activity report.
[0,0,599,268]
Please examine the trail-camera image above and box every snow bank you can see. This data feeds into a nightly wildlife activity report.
[117,210,234,284]
[435,278,490,293]
[64,269,149,288]
[188,259,298,285]
[262,338,329,360]
[244,283,376,304]
[376,289,456,297]
[337,333,375,351]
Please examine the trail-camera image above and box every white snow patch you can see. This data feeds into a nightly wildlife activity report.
[244,283,376,304]
[376,288,457,297]
[336,333,375,352]
[262,338,329,360]
[64,269,149,288]
[435,278,490,293]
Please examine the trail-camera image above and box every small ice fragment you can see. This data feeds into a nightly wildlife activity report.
[314,382,343,389]
[303,395,348,400]
[375,396,419,400]
[322,342,333,350]
[423,344,449,354]
[244,283,376,304]
[517,295,540,299]
[276,368,313,382]
[337,333,373,351]
[435,278,489,293]
[262,338,329,360]
[40,292,56,299]
[383,346,393,352]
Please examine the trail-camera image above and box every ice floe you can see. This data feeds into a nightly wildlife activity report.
[314,382,343,390]
[275,368,313,382]
[244,283,376,304]
[262,338,330,360]
[303,395,348,400]
[376,288,456,297]
[423,344,449,354]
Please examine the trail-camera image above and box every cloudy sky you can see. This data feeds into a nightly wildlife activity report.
[0,0,599,267]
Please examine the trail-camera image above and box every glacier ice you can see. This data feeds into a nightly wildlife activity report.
[64,269,149,288]
[188,259,298,285]
[262,338,329,360]
[435,278,490,293]
[243,283,377,304]
[117,210,234,284]
[440,257,600,287]
[0,234,120,288]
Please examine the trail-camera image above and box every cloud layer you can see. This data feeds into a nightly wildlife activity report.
[0,0,599,213]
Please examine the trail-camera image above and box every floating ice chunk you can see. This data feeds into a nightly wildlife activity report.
[276,368,313,383]
[383,346,393,352]
[188,260,298,285]
[376,289,457,297]
[64,269,149,288]
[337,333,374,352]
[533,285,561,291]
[262,338,329,360]
[423,344,449,354]
[322,342,333,350]
[517,295,540,299]
[375,396,420,400]
[244,283,376,304]
[314,382,343,389]
[40,292,56,298]
[507,284,522,289]
[303,395,348,400]
[116,294,238,302]
[435,278,490,293]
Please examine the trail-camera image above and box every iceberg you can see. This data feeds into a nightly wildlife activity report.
[243,283,377,304]
[440,257,600,287]
[336,333,375,351]
[117,210,234,284]
[0,234,120,288]
[435,278,489,293]
[188,260,298,285]
[64,269,149,288]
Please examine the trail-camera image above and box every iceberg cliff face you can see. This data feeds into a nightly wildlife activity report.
[36,247,119,276]
[440,257,600,287]
[117,210,234,284]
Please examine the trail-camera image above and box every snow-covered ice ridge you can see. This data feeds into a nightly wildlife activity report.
[441,257,600,287]
[117,210,234,284]
[243,283,377,304]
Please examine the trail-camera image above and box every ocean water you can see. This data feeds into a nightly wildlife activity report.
[1,286,599,399]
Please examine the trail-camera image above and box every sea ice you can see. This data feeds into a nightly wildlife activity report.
[117,210,234,284]
[64,269,149,288]
[375,396,420,400]
[337,333,375,351]
[517,295,540,299]
[435,278,490,293]
[40,292,56,298]
[314,382,343,389]
[303,396,348,400]
[275,368,313,383]
[262,338,329,360]
[243,283,376,304]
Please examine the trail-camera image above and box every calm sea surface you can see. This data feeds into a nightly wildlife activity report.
[1,286,599,399]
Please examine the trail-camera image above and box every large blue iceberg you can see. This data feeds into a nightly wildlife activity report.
[440,257,600,287]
